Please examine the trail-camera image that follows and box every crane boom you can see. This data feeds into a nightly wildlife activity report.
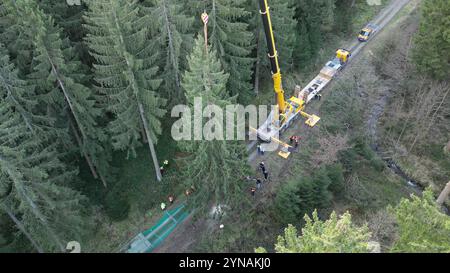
[258,0,286,113]
[255,0,321,145]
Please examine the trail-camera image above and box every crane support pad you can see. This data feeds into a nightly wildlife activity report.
[278,150,291,159]
[305,115,321,127]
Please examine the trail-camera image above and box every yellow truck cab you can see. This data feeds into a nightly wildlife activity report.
[358,24,377,42]
[358,28,371,41]
[336,49,351,63]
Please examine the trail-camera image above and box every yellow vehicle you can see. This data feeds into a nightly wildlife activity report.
[358,24,377,42]
[336,48,351,63]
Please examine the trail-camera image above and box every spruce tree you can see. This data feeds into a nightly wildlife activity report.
[10,1,111,187]
[142,0,194,103]
[2,0,110,186]
[293,14,313,67]
[184,0,254,104]
[256,210,372,253]
[180,36,251,212]
[412,0,450,80]
[294,0,336,66]
[38,1,91,66]
[275,167,332,225]
[0,125,90,252]
[0,46,90,252]
[84,0,166,181]
[0,1,35,76]
[0,44,43,134]
[320,0,336,32]
[389,189,450,252]
[334,0,353,35]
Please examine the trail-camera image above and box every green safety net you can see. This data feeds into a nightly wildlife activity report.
[126,204,189,253]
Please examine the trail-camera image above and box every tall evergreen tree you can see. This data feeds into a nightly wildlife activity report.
[0,44,44,134]
[0,1,35,76]
[334,0,353,34]
[180,36,251,212]
[38,0,91,66]
[0,45,90,252]
[184,0,254,104]
[10,0,111,186]
[294,0,336,66]
[256,210,372,253]
[412,0,450,80]
[84,0,166,181]
[321,0,336,32]
[141,0,194,104]
[389,189,450,252]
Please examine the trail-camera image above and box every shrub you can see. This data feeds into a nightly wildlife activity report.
[338,148,359,173]
[275,168,334,226]
[353,137,374,160]
[370,157,385,172]
[324,163,345,195]
[275,179,312,225]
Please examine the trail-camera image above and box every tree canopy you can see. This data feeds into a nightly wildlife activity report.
[389,189,450,253]
[413,0,450,80]
[256,210,372,253]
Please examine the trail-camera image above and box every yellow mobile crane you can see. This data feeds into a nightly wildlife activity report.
[257,0,320,142]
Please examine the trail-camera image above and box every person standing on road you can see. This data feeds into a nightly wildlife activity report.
[259,162,266,173]
[263,170,269,181]
[256,178,262,189]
